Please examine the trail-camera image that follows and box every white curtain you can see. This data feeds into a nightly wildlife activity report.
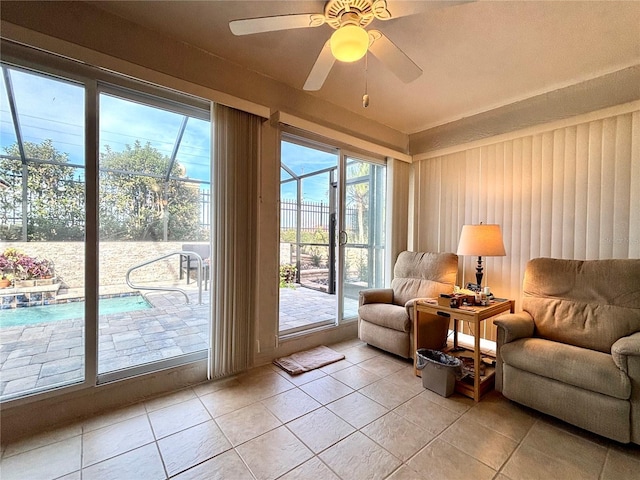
[413,108,640,338]
[209,104,261,378]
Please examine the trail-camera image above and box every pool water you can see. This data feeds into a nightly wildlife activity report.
[0,295,152,328]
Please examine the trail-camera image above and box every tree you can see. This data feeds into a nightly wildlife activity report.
[346,161,370,244]
[0,139,205,242]
[99,140,203,241]
[0,139,85,241]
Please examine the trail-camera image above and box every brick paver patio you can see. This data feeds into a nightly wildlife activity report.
[279,286,359,332]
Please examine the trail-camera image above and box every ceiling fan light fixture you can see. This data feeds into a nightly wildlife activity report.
[330,25,369,62]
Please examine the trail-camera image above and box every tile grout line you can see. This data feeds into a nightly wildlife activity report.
[493,417,537,478]
[598,448,611,480]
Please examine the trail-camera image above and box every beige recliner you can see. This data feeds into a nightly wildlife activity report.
[495,257,640,444]
[358,251,458,359]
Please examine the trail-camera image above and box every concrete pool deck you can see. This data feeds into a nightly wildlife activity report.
[0,284,357,400]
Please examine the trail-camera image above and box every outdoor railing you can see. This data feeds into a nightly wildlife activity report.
[126,251,203,304]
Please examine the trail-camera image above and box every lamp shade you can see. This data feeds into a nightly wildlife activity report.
[456,224,506,257]
[330,25,369,62]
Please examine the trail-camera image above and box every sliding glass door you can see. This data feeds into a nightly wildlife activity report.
[279,138,339,333]
[0,44,213,402]
[279,135,386,334]
[97,85,211,381]
[339,155,386,321]
[0,65,86,400]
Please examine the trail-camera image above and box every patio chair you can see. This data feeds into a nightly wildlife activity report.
[180,243,210,290]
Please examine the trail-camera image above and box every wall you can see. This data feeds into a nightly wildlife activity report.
[411,102,640,342]
[0,241,206,289]
[409,66,640,154]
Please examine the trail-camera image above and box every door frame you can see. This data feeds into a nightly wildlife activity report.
[337,150,387,323]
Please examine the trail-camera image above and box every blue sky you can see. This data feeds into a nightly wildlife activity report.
[281,141,337,203]
[100,94,210,182]
[1,68,85,165]
[1,66,211,184]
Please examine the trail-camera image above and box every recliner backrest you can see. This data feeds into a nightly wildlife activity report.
[523,257,640,353]
[390,251,458,306]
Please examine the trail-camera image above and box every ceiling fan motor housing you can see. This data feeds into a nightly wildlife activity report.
[324,0,391,29]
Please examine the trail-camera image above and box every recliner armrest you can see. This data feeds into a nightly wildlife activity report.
[612,332,640,373]
[612,331,640,444]
[359,288,394,306]
[494,312,535,393]
[494,313,535,344]
[403,297,435,318]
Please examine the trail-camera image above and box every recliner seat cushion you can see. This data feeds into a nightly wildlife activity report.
[501,337,631,400]
[358,304,410,332]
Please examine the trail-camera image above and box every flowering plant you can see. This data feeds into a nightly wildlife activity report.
[0,248,55,280]
[0,254,12,277]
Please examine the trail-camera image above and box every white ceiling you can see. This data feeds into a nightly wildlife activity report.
[92,0,640,135]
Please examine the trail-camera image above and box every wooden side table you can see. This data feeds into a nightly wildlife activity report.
[413,298,515,402]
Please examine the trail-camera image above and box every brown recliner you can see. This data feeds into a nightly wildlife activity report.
[358,251,458,359]
[496,257,640,444]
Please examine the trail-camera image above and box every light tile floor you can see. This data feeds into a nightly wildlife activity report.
[1,339,639,480]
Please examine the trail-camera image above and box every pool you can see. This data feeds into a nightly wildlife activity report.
[0,295,152,328]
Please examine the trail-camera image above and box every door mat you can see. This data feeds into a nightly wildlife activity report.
[273,345,345,375]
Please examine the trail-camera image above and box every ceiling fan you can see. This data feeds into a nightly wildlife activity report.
[229,0,427,91]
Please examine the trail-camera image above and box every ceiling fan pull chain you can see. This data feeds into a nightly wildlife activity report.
[362,53,370,108]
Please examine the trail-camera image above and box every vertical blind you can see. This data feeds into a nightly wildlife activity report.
[388,158,411,276]
[413,108,639,338]
[210,104,261,378]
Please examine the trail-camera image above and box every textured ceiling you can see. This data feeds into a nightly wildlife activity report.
[92,0,640,135]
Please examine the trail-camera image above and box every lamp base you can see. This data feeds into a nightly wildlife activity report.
[475,256,484,287]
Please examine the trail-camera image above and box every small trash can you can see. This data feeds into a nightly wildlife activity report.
[416,349,462,397]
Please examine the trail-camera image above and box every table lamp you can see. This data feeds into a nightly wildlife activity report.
[456,223,506,288]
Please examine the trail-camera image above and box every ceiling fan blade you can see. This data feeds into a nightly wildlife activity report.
[303,41,336,91]
[368,30,422,83]
[377,0,474,20]
[229,13,325,36]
